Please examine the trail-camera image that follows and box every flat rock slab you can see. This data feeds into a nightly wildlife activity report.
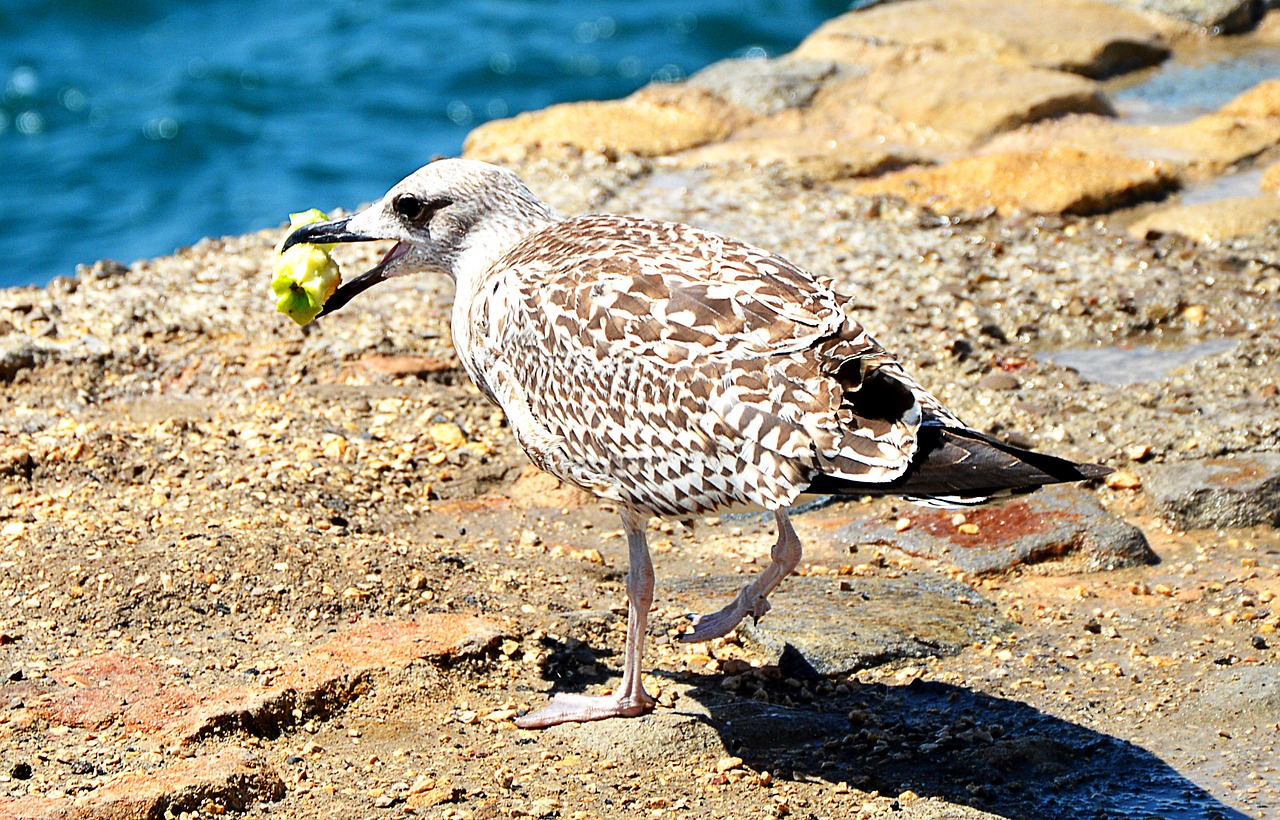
[988,78,1280,180]
[794,0,1172,78]
[687,57,850,117]
[674,133,923,182]
[548,692,849,763]
[1129,195,1280,242]
[1102,0,1261,32]
[855,146,1178,216]
[1144,453,1280,529]
[21,615,504,744]
[668,573,1010,677]
[1187,665,1280,726]
[840,54,1112,146]
[0,748,284,820]
[463,84,751,162]
[545,692,728,762]
[841,485,1155,575]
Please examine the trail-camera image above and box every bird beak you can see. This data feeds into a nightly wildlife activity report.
[280,215,374,250]
[280,215,409,318]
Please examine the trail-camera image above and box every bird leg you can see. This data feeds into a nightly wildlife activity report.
[515,511,657,728]
[680,510,801,643]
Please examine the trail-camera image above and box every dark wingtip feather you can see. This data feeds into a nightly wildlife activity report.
[1074,462,1114,481]
[808,425,1111,500]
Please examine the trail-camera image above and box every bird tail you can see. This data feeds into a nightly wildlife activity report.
[805,424,1111,506]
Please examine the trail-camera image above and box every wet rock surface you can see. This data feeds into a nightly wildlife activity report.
[1,1,1279,818]
[842,486,1156,575]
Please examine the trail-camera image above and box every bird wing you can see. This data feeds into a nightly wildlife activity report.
[479,214,934,511]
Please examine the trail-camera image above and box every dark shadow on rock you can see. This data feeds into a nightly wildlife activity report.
[680,677,1247,820]
[526,625,619,695]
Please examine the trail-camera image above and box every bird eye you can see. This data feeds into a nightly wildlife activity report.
[392,193,451,226]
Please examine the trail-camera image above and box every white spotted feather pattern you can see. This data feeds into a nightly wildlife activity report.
[462,214,956,517]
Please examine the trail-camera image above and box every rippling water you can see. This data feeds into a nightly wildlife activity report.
[1,0,849,288]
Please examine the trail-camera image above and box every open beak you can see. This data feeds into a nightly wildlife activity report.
[281,215,409,318]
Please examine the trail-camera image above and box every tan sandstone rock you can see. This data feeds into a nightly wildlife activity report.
[1262,162,1280,193]
[832,53,1113,146]
[854,146,1177,215]
[989,78,1280,180]
[672,133,923,182]
[792,0,1174,77]
[1129,195,1280,241]
[463,83,752,162]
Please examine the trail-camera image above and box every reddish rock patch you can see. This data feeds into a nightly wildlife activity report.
[841,485,1153,575]
[912,501,1063,546]
[0,748,283,820]
[23,616,504,745]
[355,353,459,378]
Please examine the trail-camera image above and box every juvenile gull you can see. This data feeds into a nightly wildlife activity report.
[285,158,1110,728]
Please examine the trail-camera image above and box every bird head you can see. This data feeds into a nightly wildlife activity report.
[281,158,557,317]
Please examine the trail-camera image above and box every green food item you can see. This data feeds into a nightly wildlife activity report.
[272,209,342,326]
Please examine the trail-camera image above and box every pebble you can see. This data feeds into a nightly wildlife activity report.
[977,372,1020,391]
[429,422,467,451]
[1105,470,1142,490]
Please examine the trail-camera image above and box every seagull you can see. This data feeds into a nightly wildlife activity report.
[284,158,1110,728]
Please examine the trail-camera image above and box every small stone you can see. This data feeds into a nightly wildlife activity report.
[978,372,1020,391]
[1105,470,1142,490]
[406,784,461,809]
[1126,444,1153,462]
[716,756,745,772]
[428,423,467,451]
[483,709,518,722]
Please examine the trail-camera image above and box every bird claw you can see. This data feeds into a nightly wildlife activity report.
[515,691,654,728]
[679,593,771,643]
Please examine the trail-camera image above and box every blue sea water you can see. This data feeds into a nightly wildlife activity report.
[0,0,850,289]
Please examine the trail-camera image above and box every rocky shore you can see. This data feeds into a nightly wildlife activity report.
[2,1,1279,818]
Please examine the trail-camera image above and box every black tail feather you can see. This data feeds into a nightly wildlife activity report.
[807,425,1111,500]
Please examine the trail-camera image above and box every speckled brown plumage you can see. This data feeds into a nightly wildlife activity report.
[285,158,1110,728]
[461,213,956,517]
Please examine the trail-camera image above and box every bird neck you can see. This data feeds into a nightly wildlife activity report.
[446,198,558,377]
[449,194,559,293]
